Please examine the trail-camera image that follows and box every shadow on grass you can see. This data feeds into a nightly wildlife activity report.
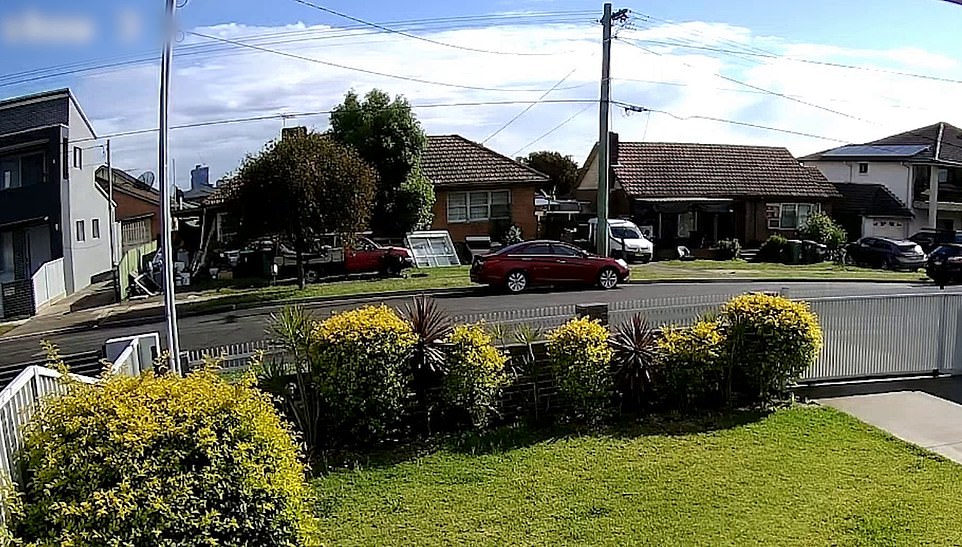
[312,408,771,474]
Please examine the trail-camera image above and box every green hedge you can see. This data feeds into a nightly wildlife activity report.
[442,324,510,428]
[546,317,614,422]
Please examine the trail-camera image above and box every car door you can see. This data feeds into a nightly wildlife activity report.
[345,238,382,274]
[512,243,555,284]
[852,238,875,264]
[550,243,593,282]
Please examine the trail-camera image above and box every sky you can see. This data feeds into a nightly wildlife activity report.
[1,0,962,188]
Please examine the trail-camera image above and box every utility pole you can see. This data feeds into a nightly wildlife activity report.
[596,3,614,257]
[106,140,118,301]
[158,0,181,372]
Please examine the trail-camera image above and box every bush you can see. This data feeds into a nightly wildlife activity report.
[656,321,726,408]
[546,317,613,422]
[312,305,418,441]
[716,238,741,260]
[757,235,787,263]
[719,293,823,404]
[1,472,22,546]
[609,314,659,411]
[800,211,847,263]
[442,324,509,428]
[13,370,317,546]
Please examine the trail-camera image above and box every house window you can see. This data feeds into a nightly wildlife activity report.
[92,218,101,239]
[768,203,819,230]
[0,152,46,191]
[76,220,85,242]
[73,147,82,169]
[858,163,869,175]
[447,190,511,223]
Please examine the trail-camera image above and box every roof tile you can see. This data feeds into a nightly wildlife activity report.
[422,135,548,188]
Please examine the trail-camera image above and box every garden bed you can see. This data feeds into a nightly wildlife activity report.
[313,406,962,546]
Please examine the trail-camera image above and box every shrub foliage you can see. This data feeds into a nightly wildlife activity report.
[441,324,509,428]
[656,321,726,408]
[13,370,317,546]
[546,317,614,422]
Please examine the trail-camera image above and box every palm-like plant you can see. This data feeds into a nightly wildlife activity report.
[403,295,454,373]
[609,314,660,411]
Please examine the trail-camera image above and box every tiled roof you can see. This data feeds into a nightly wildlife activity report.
[611,142,841,199]
[95,167,160,205]
[421,135,549,188]
[802,122,962,163]
[832,183,913,218]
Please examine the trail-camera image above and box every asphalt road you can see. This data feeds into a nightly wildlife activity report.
[1,280,958,365]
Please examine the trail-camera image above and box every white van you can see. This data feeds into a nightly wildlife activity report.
[587,218,654,263]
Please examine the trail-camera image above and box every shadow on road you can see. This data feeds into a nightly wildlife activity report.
[797,375,962,406]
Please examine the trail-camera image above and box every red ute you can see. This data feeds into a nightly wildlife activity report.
[470,240,630,293]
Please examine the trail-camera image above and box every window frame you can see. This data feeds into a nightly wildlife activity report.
[73,146,83,169]
[76,220,85,243]
[447,190,511,223]
[858,162,869,175]
[0,150,46,191]
[767,203,821,230]
[92,218,101,239]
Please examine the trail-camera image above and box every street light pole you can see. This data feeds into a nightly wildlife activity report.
[596,3,613,258]
[158,0,181,372]
[106,139,118,301]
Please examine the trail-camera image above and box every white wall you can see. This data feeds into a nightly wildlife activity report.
[862,217,909,239]
[577,152,600,191]
[60,100,111,294]
[807,160,913,207]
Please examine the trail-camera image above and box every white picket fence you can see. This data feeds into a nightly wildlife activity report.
[31,257,66,312]
[182,340,285,373]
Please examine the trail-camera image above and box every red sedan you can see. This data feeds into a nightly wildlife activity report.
[470,240,630,293]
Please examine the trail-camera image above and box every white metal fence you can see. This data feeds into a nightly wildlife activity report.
[182,340,285,373]
[31,258,65,312]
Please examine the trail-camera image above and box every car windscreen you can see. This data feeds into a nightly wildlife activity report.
[611,226,642,239]
[896,243,919,252]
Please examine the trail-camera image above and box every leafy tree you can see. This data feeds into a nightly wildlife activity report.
[229,131,376,288]
[329,89,428,235]
[395,166,436,232]
[519,151,580,197]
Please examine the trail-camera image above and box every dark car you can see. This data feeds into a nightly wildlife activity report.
[909,229,962,254]
[470,240,630,293]
[926,244,962,285]
[845,237,926,270]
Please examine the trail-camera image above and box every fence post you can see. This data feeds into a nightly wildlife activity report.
[575,303,609,326]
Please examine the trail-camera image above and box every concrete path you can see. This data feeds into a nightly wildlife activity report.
[823,391,962,464]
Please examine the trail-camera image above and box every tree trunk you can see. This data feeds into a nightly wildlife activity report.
[296,247,306,290]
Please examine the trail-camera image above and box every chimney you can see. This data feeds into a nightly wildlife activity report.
[608,131,620,166]
[282,126,308,141]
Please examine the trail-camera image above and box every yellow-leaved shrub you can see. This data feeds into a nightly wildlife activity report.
[13,370,317,547]
[546,317,613,422]
[442,323,509,428]
[656,320,726,408]
[311,305,417,441]
[719,293,823,402]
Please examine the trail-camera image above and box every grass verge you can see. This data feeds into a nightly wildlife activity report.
[633,260,927,281]
[312,406,962,546]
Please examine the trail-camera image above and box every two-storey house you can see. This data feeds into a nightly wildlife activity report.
[802,122,962,239]
[0,89,112,318]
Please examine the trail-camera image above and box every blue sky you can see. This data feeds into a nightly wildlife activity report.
[2,0,962,184]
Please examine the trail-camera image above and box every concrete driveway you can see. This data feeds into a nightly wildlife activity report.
[816,377,962,464]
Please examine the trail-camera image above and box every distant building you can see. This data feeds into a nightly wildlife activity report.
[183,163,215,202]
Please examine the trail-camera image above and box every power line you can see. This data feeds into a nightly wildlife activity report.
[511,103,595,156]
[616,37,872,123]
[482,66,582,143]
[71,98,598,143]
[290,0,562,56]
[187,30,592,93]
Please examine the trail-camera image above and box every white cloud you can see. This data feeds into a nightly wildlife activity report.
[61,17,962,186]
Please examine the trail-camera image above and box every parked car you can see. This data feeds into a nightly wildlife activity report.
[845,237,926,270]
[587,218,654,263]
[470,240,630,293]
[274,237,414,280]
[909,229,962,254]
[926,244,962,285]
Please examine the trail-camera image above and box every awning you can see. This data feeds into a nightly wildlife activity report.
[634,198,734,214]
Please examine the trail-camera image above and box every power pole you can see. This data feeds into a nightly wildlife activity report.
[106,139,118,301]
[596,3,614,257]
[158,0,181,372]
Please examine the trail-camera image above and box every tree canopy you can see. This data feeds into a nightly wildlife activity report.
[519,151,581,198]
[329,89,430,235]
[228,131,376,287]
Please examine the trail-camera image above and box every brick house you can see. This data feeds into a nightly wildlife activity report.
[96,167,161,251]
[421,135,548,242]
[576,136,841,248]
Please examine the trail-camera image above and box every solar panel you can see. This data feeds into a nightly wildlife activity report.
[821,144,929,157]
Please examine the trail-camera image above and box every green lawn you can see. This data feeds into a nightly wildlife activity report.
[633,259,927,281]
[312,407,962,546]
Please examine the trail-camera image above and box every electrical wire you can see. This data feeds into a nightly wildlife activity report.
[511,103,595,156]
[186,30,592,93]
[290,0,565,56]
[70,98,598,144]
[482,66,583,143]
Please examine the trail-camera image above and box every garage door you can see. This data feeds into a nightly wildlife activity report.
[867,218,906,239]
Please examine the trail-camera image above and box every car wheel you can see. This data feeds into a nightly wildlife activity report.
[598,267,619,290]
[881,257,894,270]
[505,270,528,293]
[305,269,319,283]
